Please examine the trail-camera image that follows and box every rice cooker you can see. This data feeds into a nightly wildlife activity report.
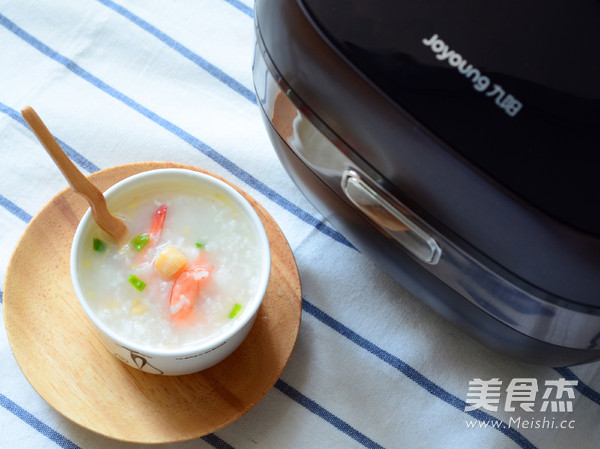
[252,0,600,366]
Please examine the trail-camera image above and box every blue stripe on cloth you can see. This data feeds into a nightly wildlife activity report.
[0,394,81,449]
[274,379,384,449]
[0,194,32,223]
[301,298,538,449]
[201,434,236,449]
[554,367,600,406]
[0,13,353,250]
[95,0,257,105]
[222,0,254,18]
[0,102,100,174]
[0,290,3,303]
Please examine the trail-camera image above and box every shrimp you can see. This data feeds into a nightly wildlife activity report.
[131,204,167,265]
[169,261,211,320]
[147,204,167,245]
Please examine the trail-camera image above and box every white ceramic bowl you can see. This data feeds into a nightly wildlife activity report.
[70,168,271,375]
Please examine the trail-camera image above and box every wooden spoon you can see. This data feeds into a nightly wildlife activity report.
[21,106,128,243]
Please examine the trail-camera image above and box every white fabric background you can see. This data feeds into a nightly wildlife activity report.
[0,1,599,448]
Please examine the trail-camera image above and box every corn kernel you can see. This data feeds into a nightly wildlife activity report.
[154,246,188,278]
[131,299,147,315]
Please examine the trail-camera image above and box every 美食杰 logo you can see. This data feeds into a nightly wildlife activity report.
[463,378,578,430]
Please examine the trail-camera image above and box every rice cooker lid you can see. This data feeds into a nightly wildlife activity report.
[300,0,600,236]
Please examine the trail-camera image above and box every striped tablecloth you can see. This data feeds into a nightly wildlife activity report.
[1,1,599,448]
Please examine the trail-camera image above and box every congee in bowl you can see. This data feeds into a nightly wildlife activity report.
[70,168,271,375]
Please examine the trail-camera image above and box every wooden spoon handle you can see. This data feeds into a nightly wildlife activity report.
[21,106,128,242]
[21,107,102,202]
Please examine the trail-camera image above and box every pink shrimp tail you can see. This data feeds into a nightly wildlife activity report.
[132,204,167,266]
[148,204,167,244]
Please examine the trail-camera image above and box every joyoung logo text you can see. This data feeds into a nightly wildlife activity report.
[422,33,523,117]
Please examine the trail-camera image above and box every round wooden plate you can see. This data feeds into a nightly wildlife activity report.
[3,162,302,443]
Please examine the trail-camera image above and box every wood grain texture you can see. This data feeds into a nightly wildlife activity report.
[3,162,302,443]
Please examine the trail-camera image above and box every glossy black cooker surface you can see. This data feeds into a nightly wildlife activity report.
[253,0,600,365]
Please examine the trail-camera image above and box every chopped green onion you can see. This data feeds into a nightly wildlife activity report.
[93,237,106,252]
[229,304,242,319]
[195,241,205,249]
[128,274,147,291]
[131,233,150,252]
